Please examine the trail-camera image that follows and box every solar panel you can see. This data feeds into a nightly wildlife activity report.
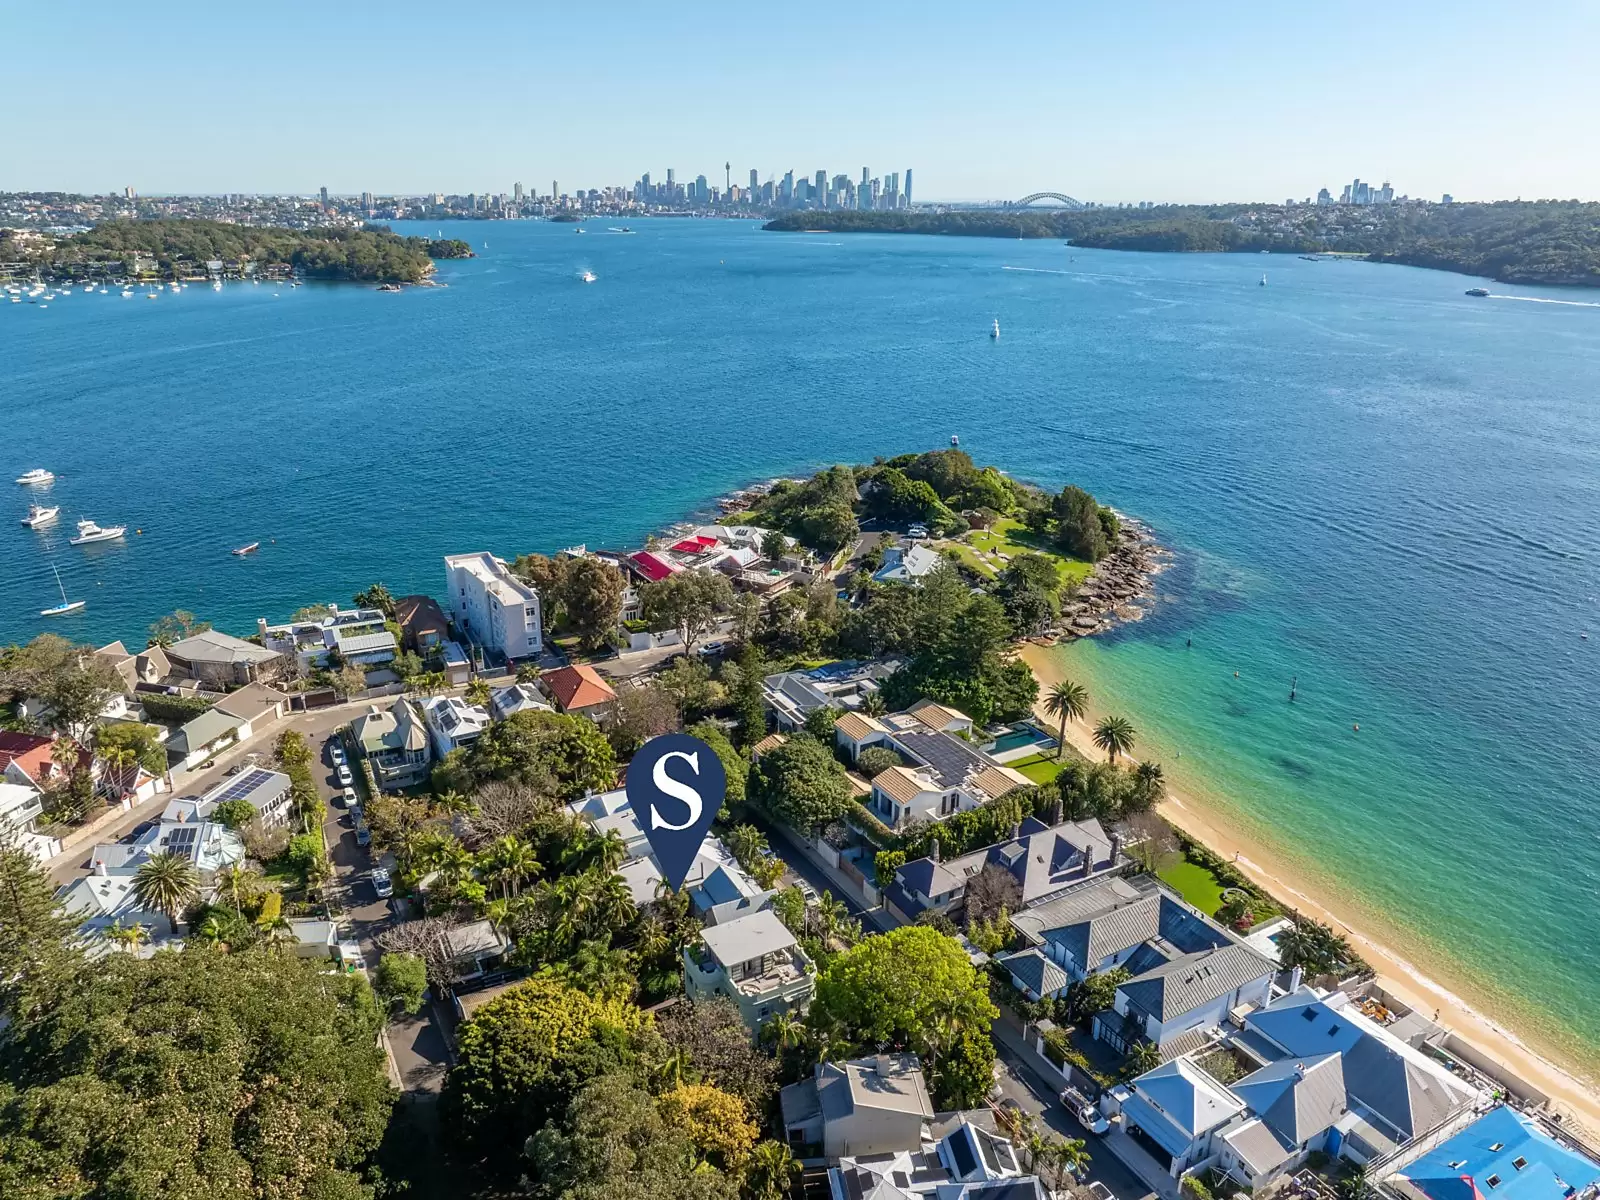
[210,767,274,804]
[948,1127,978,1177]
[165,826,199,853]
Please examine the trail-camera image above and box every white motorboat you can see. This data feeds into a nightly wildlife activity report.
[232,541,260,556]
[581,271,597,283]
[70,518,126,545]
[122,289,134,298]
[40,564,85,617]
[990,318,1000,339]
[15,468,54,486]
[213,280,223,291]
[21,504,59,528]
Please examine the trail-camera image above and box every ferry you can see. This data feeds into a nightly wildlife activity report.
[70,519,127,545]
[15,468,54,486]
[21,504,59,528]
[1465,287,1490,297]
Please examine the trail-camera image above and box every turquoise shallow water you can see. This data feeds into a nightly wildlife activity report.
[4,219,1599,1068]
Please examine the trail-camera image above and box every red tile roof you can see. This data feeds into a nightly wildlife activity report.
[629,551,679,583]
[542,664,618,712]
[670,535,720,554]
[0,731,89,785]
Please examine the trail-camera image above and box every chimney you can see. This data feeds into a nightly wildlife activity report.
[875,1054,891,1078]
[94,859,108,877]
[1108,832,1124,866]
[929,836,941,863]
[257,617,269,639]
[1010,821,1022,841]
[1050,796,1064,825]
[1288,965,1304,993]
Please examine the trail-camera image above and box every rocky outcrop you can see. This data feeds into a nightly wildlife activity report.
[1047,516,1167,641]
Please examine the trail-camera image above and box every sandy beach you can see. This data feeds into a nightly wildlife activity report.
[1019,640,1600,1139]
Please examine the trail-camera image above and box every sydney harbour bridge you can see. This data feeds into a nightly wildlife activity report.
[1007,192,1085,209]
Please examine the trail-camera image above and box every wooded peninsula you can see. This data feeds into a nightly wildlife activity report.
[764,201,1600,287]
[4,219,472,283]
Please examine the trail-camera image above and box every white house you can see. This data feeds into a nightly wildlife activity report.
[422,695,491,759]
[165,683,288,769]
[826,1120,1044,1200]
[443,552,543,662]
[781,1053,935,1158]
[872,543,944,584]
[258,605,396,672]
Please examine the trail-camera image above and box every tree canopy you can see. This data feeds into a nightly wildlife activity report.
[746,733,853,832]
[465,709,618,799]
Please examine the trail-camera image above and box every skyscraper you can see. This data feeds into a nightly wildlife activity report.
[514,182,524,203]
[725,162,731,194]
[666,168,675,189]
[904,169,913,206]
[815,169,827,208]
[695,174,708,203]
[781,170,794,203]
[124,185,135,199]
[749,168,759,194]
[319,186,329,209]
[551,180,559,202]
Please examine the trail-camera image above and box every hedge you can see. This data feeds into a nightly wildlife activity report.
[138,692,217,723]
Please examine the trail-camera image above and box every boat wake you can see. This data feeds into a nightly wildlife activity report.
[1490,294,1600,308]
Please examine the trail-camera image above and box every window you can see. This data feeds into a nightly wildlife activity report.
[1302,1009,1318,1022]
[1489,1144,1504,1153]
[1328,1025,1340,1036]
[1512,1158,1527,1172]
[1448,1162,1467,1171]
[1485,1176,1501,1190]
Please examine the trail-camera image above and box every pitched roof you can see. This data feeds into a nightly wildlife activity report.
[1009,875,1160,962]
[1398,1106,1600,1200]
[818,1054,934,1120]
[874,764,939,806]
[394,593,449,633]
[1118,942,1274,1022]
[834,712,885,742]
[999,947,1068,997]
[170,707,246,756]
[352,699,429,753]
[214,681,288,723]
[542,664,617,711]
[1222,1118,1299,1176]
[908,698,970,729]
[968,765,1027,801]
[1232,1052,1348,1147]
[0,731,64,784]
[1130,1057,1246,1138]
[164,629,280,666]
[750,732,788,758]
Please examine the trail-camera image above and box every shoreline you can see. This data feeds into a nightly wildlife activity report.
[1018,639,1600,1138]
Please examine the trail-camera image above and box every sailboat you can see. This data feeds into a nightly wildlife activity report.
[990,318,1000,339]
[40,564,85,616]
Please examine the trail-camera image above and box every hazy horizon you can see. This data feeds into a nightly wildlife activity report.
[6,1,1599,205]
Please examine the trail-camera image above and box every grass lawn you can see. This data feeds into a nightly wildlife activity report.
[949,518,1094,586]
[1158,858,1228,917]
[1008,752,1066,785]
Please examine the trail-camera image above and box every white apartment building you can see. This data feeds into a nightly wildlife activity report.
[443,552,543,662]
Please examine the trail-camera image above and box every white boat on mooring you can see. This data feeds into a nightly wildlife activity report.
[40,564,85,617]
[232,541,260,556]
[70,518,127,545]
[15,468,54,486]
[21,504,59,528]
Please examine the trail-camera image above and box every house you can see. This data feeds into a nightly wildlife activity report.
[489,683,553,721]
[557,546,642,624]
[0,780,51,861]
[350,699,432,790]
[1117,1057,1247,1176]
[883,812,1127,925]
[443,552,543,662]
[286,917,339,959]
[1095,942,1276,1055]
[1380,1105,1600,1200]
[165,683,287,768]
[567,788,762,911]
[540,663,617,725]
[444,918,510,983]
[193,765,295,829]
[780,1053,934,1158]
[834,707,1029,830]
[163,629,283,687]
[439,640,471,687]
[95,640,171,691]
[0,730,92,791]
[422,695,491,759]
[393,593,450,653]
[257,606,395,672]
[827,1119,1045,1200]
[872,543,944,584]
[761,661,892,730]
[683,906,814,1033]
[56,872,174,945]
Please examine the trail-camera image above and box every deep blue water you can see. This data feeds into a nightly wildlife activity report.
[5,218,1600,1068]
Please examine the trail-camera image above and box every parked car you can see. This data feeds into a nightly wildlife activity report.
[355,821,371,847]
[370,867,393,898]
[330,743,346,766]
[1061,1087,1109,1135]
[697,640,727,658]
[340,787,357,808]
[1086,1184,1114,1200]
[907,524,929,539]
[795,879,818,905]
[336,763,354,787]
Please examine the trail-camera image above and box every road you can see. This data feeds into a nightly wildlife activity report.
[990,1021,1153,1200]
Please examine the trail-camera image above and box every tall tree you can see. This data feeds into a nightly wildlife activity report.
[130,851,199,925]
[641,571,734,653]
[1091,716,1136,763]
[146,609,211,648]
[352,582,397,618]
[561,557,628,651]
[0,635,123,740]
[1044,679,1089,758]
[746,735,852,833]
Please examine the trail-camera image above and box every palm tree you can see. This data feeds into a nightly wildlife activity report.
[1121,1039,1162,1080]
[1043,680,1089,759]
[761,1011,804,1054]
[217,863,259,912]
[433,789,472,817]
[131,852,200,927]
[481,836,539,899]
[98,745,140,798]
[635,914,671,962]
[1133,760,1166,806]
[193,913,228,951]
[589,829,629,874]
[1092,715,1137,764]
[589,869,637,936]
[746,1140,800,1200]
[106,918,149,955]
[482,897,514,937]
[465,678,491,707]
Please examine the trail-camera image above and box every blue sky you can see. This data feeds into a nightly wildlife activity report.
[7,1,1599,202]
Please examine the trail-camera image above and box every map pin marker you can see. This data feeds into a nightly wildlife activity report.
[626,732,726,893]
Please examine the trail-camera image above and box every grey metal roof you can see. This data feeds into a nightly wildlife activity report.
[999,948,1067,998]
[1128,1057,1245,1137]
[1223,1117,1299,1175]
[1232,1052,1348,1146]
[1119,942,1275,1022]
[817,1055,934,1119]
[698,908,796,967]
[165,630,280,666]
[1009,874,1152,948]
[780,1078,822,1128]
[171,707,244,754]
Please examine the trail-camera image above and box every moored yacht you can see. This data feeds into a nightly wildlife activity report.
[70,518,127,545]
[15,468,54,485]
[21,504,59,528]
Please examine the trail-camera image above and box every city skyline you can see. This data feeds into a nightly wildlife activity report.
[4,2,1600,202]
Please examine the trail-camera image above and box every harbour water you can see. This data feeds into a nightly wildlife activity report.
[4,218,1599,1073]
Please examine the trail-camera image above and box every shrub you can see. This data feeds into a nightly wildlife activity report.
[138,692,216,723]
[856,746,902,779]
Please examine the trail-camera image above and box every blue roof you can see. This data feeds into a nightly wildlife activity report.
[1401,1107,1600,1200]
